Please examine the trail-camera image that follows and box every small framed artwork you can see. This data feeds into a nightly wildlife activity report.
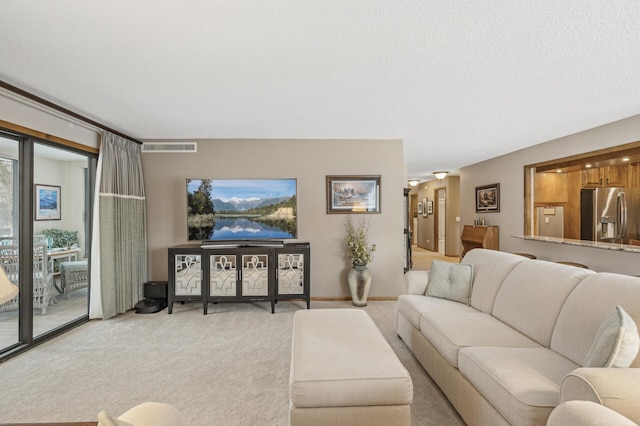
[422,197,428,218]
[35,184,61,220]
[326,175,381,214]
[417,202,423,214]
[476,183,500,213]
[427,200,433,214]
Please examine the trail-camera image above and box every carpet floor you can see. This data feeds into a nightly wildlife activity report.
[0,300,464,425]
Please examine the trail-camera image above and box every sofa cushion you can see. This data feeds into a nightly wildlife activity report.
[396,294,470,331]
[458,346,579,426]
[551,273,640,368]
[426,260,473,305]
[419,309,541,367]
[584,305,639,368]
[492,260,593,347]
[461,249,529,314]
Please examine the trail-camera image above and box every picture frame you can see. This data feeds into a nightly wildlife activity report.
[422,197,428,218]
[427,200,433,214]
[35,184,61,220]
[326,175,381,214]
[476,183,500,213]
[417,202,423,214]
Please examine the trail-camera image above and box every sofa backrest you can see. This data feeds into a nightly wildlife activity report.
[462,249,529,314]
[492,260,594,347]
[551,273,640,368]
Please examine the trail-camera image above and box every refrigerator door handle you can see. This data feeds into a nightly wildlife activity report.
[617,191,627,240]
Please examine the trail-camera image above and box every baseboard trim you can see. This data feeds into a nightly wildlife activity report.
[311,296,398,301]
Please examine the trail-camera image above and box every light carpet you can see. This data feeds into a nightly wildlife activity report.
[0,300,463,425]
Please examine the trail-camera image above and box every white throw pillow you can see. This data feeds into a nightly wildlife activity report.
[584,305,640,368]
[426,260,473,305]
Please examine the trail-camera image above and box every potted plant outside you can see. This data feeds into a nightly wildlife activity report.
[41,229,78,250]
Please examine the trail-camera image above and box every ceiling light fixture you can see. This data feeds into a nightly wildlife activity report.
[408,180,419,187]
[433,171,448,180]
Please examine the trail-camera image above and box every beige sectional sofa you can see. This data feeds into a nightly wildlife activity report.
[396,248,640,425]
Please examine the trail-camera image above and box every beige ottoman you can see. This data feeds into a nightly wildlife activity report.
[289,309,413,425]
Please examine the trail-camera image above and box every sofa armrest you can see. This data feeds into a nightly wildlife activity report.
[547,400,637,426]
[559,368,640,424]
[403,270,429,295]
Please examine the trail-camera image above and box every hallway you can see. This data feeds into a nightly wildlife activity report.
[411,245,459,270]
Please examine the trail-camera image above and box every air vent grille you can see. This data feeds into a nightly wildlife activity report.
[142,142,197,153]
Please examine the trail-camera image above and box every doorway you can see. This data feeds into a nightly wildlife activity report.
[435,188,446,254]
[410,193,418,245]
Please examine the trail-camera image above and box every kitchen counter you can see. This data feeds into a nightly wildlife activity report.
[513,235,640,253]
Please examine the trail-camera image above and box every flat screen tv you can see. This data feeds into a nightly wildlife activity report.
[187,178,297,241]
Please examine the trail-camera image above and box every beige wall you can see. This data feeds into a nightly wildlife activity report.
[33,156,88,256]
[142,139,405,298]
[413,175,461,256]
[460,114,640,274]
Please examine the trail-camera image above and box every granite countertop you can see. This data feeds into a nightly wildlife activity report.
[513,235,640,253]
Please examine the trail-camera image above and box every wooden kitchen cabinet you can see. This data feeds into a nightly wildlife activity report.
[629,163,640,188]
[534,172,568,203]
[582,165,628,188]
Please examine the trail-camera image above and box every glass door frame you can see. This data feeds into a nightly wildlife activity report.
[0,128,97,361]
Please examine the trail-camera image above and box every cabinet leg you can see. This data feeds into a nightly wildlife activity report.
[203,302,208,315]
[307,299,310,309]
[168,302,173,314]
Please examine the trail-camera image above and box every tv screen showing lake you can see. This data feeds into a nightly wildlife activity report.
[186,178,297,241]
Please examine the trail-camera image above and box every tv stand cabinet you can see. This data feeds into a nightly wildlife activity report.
[168,241,310,314]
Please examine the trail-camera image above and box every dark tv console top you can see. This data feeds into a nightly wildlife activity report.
[201,239,285,249]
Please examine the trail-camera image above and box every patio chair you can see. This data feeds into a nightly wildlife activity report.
[59,260,88,298]
[0,243,53,314]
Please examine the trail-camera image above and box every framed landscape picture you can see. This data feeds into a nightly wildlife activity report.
[35,184,61,220]
[326,175,381,214]
[476,183,500,212]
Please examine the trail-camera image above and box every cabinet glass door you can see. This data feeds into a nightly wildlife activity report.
[210,254,237,296]
[175,254,202,296]
[277,253,304,295]
[241,254,269,296]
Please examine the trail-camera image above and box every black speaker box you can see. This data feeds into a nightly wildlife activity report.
[144,281,168,299]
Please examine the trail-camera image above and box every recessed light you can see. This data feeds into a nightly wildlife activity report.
[556,169,562,173]
[623,157,630,162]
[585,164,592,168]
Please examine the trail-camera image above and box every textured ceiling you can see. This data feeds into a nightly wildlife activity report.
[1,1,639,180]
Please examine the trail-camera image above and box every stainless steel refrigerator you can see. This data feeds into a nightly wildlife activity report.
[580,188,640,244]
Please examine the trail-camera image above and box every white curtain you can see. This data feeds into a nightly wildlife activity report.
[89,132,147,319]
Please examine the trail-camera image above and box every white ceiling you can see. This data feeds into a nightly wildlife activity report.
[1,1,639,181]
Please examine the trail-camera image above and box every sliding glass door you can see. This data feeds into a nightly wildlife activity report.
[0,131,96,356]
[0,134,19,350]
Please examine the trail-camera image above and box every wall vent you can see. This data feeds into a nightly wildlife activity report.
[142,142,197,153]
